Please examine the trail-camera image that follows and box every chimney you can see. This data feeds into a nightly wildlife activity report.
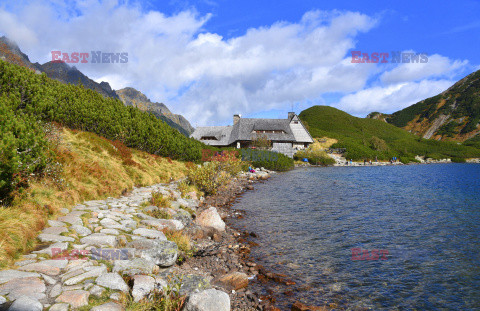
[288,112,295,120]
[233,114,241,125]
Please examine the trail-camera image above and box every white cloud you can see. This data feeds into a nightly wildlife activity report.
[0,1,471,126]
[380,52,468,84]
[334,79,454,116]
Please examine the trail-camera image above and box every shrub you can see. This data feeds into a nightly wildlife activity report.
[187,162,230,195]
[150,191,171,208]
[187,151,244,195]
[369,136,388,152]
[209,150,243,176]
[0,60,203,162]
[240,149,294,171]
[294,147,335,166]
[0,94,51,203]
[451,157,466,163]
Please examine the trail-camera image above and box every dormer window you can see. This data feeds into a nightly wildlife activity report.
[253,130,285,134]
[200,136,217,140]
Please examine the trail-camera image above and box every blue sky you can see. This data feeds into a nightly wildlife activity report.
[1,0,479,126]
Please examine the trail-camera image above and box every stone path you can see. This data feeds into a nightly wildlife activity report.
[0,183,228,311]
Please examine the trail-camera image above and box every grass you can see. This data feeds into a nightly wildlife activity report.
[149,191,171,209]
[293,138,336,166]
[299,106,480,161]
[78,274,186,311]
[0,127,188,268]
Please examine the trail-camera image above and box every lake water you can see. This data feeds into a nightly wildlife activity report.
[231,164,480,310]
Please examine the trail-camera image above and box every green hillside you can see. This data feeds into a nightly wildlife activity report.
[384,70,480,141]
[0,60,203,201]
[299,106,480,162]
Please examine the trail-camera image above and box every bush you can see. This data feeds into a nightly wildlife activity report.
[294,146,335,166]
[240,149,294,171]
[187,162,231,195]
[209,150,243,176]
[0,60,203,162]
[451,157,466,163]
[0,94,51,203]
[187,151,242,195]
[398,156,419,164]
[150,191,171,208]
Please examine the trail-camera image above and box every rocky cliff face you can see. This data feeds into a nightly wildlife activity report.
[0,36,118,99]
[41,61,119,99]
[116,87,194,135]
[0,36,42,71]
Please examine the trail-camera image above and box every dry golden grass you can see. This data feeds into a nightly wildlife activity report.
[311,137,338,150]
[0,127,187,267]
[163,229,193,257]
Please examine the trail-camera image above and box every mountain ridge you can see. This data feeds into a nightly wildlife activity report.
[0,36,194,135]
[367,69,480,142]
[116,87,194,135]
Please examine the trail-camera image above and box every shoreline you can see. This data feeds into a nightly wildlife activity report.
[297,154,480,167]
[199,170,319,311]
[0,170,276,311]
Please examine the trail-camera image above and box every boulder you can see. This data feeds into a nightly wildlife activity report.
[8,296,42,311]
[71,225,92,236]
[140,219,184,231]
[63,265,107,285]
[195,207,225,231]
[132,228,167,240]
[55,290,90,308]
[42,226,68,235]
[91,301,125,311]
[184,289,230,311]
[0,277,45,300]
[48,303,70,311]
[179,274,211,295]
[80,233,118,247]
[215,272,248,290]
[38,234,75,243]
[113,258,157,275]
[132,275,155,302]
[95,273,129,292]
[0,270,40,284]
[137,240,178,267]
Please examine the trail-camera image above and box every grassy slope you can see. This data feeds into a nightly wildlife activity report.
[0,127,187,267]
[299,106,480,161]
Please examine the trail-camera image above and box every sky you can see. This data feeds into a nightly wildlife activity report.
[1,0,479,126]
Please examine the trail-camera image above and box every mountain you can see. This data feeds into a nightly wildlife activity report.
[369,70,480,142]
[41,61,119,98]
[0,36,42,71]
[0,36,118,99]
[0,36,194,135]
[116,87,194,135]
[299,105,480,162]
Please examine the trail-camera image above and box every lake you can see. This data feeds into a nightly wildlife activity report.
[231,164,480,310]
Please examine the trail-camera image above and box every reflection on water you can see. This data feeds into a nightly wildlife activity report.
[232,164,480,310]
